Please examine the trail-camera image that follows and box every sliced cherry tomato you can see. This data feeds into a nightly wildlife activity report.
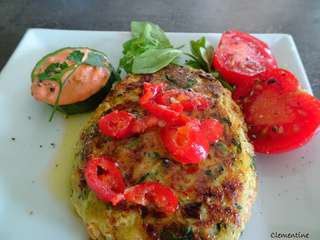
[140,82,167,105]
[200,119,224,143]
[142,101,184,123]
[85,157,126,205]
[155,89,210,112]
[124,182,178,214]
[243,70,320,153]
[131,115,161,133]
[140,83,183,123]
[98,110,135,139]
[161,120,209,164]
[213,30,277,100]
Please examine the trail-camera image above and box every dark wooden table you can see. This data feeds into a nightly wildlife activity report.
[1,0,319,97]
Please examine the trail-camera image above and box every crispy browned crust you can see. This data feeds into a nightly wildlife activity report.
[71,65,257,240]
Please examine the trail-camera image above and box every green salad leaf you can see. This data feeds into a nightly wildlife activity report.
[67,50,84,64]
[186,37,214,72]
[119,21,181,74]
[131,21,172,48]
[186,37,234,91]
[132,48,182,74]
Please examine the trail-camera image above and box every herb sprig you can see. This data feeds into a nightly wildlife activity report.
[38,50,107,121]
[119,21,182,74]
[186,37,234,91]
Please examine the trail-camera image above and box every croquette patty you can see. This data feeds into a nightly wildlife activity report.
[71,65,257,240]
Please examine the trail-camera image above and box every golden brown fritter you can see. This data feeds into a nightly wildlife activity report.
[71,65,257,240]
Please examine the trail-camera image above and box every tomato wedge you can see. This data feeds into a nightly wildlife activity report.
[243,69,320,153]
[124,182,178,214]
[258,68,300,92]
[213,30,277,100]
[200,119,224,143]
[98,110,135,139]
[161,119,209,164]
[155,89,210,112]
[140,83,183,123]
[84,157,126,205]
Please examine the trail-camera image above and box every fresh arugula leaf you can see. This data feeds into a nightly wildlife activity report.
[120,37,158,73]
[186,37,236,92]
[212,70,235,91]
[119,21,179,74]
[38,72,49,81]
[67,50,84,64]
[132,48,182,74]
[185,59,202,69]
[48,65,78,121]
[39,62,69,81]
[131,21,172,48]
[187,37,213,72]
[190,37,206,59]
[200,45,214,72]
[45,63,61,75]
[84,52,105,67]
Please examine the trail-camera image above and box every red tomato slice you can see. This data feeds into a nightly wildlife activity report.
[140,83,184,123]
[258,68,300,92]
[98,110,135,139]
[161,120,209,164]
[124,182,178,214]
[243,71,320,153]
[155,89,210,112]
[140,82,167,105]
[85,157,126,205]
[142,101,184,123]
[213,30,277,100]
[131,115,161,133]
[200,119,224,143]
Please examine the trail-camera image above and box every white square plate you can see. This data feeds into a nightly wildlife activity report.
[0,29,319,240]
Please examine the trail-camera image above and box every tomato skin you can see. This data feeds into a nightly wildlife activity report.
[161,120,209,164]
[84,157,126,205]
[140,83,184,123]
[98,110,135,139]
[124,182,178,214]
[258,68,300,92]
[142,101,184,123]
[200,119,224,143]
[213,30,277,100]
[155,89,210,112]
[140,82,167,105]
[243,69,320,154]
[131,115,161,133]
